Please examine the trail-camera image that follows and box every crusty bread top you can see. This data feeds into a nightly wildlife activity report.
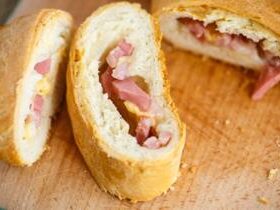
[152,0,280,37]
[0,10,72,148]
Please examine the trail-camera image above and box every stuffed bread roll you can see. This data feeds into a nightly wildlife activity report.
[0,10,73,166]
[67,2,186,202]
[152,0,280,100]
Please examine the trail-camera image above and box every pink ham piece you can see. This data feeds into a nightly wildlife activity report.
[264,51,280,67]
[135,117,152,145]
[106,40,134,68]
[158,131,172,146]
[216,32,258,55]
[100,67,115,97]
[178,17,205,40]
[252,65,280,100]
[106,47,126,68]
[143,136,161,149]
[112,78,151,111]
[229,35,257,55]
[118,39,134,56]
[178,18,258,55]
[34,58,51,75]
[216,34,257,55]
[32,94,44,126]
[216,34,233,47]
[32,94,44,113]
[112,62,129,80]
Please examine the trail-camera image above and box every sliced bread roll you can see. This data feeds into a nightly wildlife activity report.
[67,2,186,202]
[0,10,73,166]
[152,0,280,100]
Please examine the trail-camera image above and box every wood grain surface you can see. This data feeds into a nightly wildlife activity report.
[1,0,280,209]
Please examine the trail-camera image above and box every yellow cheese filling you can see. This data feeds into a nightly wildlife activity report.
[23,120,36,140]
[36,77,51,96]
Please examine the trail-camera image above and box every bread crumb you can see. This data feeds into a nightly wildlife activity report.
[189,166,197,173]
[237,126,244,133]
[170,186,175,191]
[268,168,278,180]
[224,119,230,125]
[258,196,269,205]
[45,145,51,152]
[214,120,220,125]
[181,162,188,169]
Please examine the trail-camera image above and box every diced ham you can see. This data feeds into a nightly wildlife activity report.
[32,94,44,113]
[158,131,172,146]
[106,47,126,68]
[177,17,280,100]
[141,131,172,149]
[112,78,151,111]
[143,136,161,149]
[252,65,280,100]
[135,117,152,145]
[112,62,129,80]
[34,58,51,75]
[178,18,259,55]
[216,34,233,47]
[106,40,134,68]
[118,39,134,56]
[33,110,41,126]
[178,17,205,40]
[31,94,44,126]
[263,51,280,67]
[100,67,115,97]
[216,33,258,55]
[229,35,257,55]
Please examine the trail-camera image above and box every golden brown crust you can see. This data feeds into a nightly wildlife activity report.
[67,2,186,202]
[0,9,73,166]
[152,0,280,37]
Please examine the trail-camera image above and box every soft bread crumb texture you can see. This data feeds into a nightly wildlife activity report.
[16,12,72,165]
[0,10,72,166]
[71,3,181,161]
[157,8,280,70]
[67,2,186,202]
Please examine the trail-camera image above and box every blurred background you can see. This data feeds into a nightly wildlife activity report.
[0,0,150,25]
[0,0,18,24]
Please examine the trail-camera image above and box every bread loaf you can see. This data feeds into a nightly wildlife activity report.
[67,2,186,202]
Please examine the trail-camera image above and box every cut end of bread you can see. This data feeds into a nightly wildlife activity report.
[0,9,73,166]
[157,7,280,70]
[154,1,280,99]
[67,2,186,201]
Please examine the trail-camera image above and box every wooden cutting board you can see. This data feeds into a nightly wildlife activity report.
[0,0,280,209]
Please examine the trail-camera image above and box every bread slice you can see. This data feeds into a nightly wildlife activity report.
[0,10,73,166]
[67,2,186,202]
[152,0,280,100]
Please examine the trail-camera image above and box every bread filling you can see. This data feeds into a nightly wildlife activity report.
[178,17,280,100]
[23,58,51,140]
[100,39,172,149]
